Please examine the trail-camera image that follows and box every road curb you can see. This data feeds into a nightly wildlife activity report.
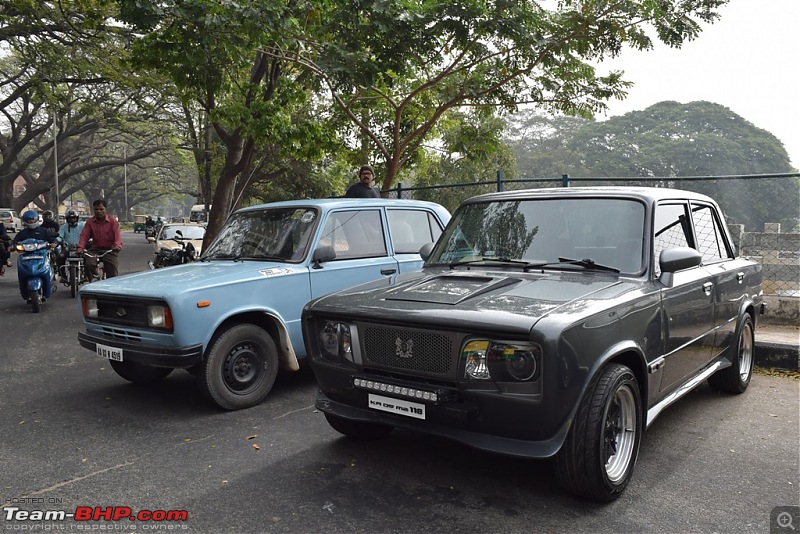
[754,340,799,371]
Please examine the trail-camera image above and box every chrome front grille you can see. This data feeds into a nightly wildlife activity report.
[361,325,457,378]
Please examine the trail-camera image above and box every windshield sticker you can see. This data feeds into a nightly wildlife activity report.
[259,268,296,278]
[300,211,315,223]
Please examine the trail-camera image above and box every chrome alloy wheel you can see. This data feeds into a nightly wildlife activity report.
[604,384,637,483]
[739,320,754,382]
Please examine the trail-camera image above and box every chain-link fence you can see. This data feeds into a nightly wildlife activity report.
[383,173,800,296]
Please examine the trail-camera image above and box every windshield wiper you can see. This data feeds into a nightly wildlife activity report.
[522,257,619,273]
[448,257,531,269]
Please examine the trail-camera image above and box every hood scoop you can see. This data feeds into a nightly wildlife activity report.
[385,274,520,305]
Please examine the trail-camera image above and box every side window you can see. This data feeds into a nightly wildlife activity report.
[691,203,730,264]
[387,210,444,254]
[653,202,692,276]
[318,210,387,260]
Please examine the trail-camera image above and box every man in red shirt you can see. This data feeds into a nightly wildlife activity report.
[77,199,123,281]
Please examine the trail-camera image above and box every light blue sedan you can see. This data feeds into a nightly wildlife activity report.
[77,198,450,410]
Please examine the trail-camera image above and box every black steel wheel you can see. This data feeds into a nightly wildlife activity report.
[708,314,754,394]
[324,413,394,441]
[554,363,642,502]
[198,324,279,410]
[109,360,173,384]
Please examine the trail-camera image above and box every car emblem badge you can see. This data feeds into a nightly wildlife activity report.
[395,337,414,359]
[115,307,127,318]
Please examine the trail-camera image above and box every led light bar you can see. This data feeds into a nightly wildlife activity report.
[353,378,439,403]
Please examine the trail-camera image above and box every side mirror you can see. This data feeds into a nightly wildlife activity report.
[658,247,702,286]
[419,242,435,261]
[311,245,336,269]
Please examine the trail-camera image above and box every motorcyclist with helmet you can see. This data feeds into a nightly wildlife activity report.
[41,210,60,236]
[12,210,58,299]
[57,209,84,281]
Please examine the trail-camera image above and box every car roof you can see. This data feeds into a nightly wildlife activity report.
[463,186,717,205]
[234,198,450,215]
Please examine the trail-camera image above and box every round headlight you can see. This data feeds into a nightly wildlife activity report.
[320,322,339,357]
[505,349,537,381]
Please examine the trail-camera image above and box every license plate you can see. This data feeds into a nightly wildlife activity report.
[96,343,123,362]
[368,394,425,420]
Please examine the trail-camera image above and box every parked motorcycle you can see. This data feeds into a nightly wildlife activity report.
[148,233,197,270]
[15,238,56,313]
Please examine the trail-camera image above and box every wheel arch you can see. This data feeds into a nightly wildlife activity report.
[586,341,649,418]
[206,311,300,372]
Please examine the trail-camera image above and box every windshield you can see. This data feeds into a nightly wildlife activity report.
[202,207,319,262]
[429,197,646,274]
[159,225,206,240]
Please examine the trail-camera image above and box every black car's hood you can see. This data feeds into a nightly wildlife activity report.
[309,268,645,335]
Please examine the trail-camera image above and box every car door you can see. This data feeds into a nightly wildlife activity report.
[654,201,717,393]
[689,201,748,357]
[386,208,445,273]
[309,208,400,298]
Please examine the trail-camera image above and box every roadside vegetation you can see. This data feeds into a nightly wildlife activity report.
[3,0,794,245]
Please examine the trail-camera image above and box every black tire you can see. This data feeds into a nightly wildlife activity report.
[324,412,394,440]
[554,363,642,502]
[109,360,173,384]
[69,264,78,298]
[708,314,754,394]
[31,291,41,313]
[197,324,279,410]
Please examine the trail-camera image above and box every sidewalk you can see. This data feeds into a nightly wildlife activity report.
[755,323,799,370]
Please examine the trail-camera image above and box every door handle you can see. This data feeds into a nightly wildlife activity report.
[702,282,713,296]
[381,268,397,275]
[737,272,744,283]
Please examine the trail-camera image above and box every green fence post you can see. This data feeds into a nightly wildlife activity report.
[497,170,505,192]
[562,174,570,187]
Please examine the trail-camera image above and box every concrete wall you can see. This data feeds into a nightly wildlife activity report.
[730,223,799,325]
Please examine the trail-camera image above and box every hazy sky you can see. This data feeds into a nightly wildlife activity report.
[597,0,799,169]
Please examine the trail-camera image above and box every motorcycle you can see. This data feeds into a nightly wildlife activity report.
[59,247,88,298]
[148,233,197,270]
[15,238,56,313]
[144,225,156,240]
[83,249,115,282]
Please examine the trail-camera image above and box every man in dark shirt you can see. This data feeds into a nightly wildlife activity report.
[344,165,380,198]
[77,199,123,281]
[0,221,10,276]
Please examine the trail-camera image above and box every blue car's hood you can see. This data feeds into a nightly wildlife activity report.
[80,260,305,298]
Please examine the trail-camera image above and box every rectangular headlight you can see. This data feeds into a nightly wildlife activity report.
[82,297,98,318]
[147,305,173,330]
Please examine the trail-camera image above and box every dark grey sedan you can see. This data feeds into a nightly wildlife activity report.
[302,187,764,501]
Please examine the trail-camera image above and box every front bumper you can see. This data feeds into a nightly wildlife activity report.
[312,359,572,459]
[78,331,203,368]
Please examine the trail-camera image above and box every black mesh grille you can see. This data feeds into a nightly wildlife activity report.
[362,326,455,377]
[96,299,149,326]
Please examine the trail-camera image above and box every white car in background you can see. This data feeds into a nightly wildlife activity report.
[0,208,22,232]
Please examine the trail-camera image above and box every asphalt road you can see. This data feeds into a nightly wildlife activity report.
[0,230,798,533]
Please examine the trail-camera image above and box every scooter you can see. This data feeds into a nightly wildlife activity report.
[15,238,56,313]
